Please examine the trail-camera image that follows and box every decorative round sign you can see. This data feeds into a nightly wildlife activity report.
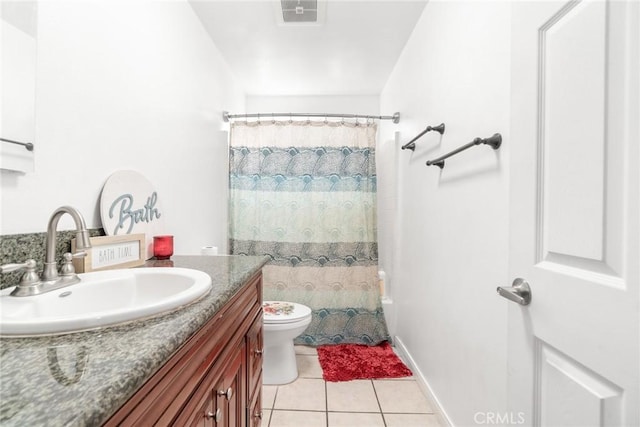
[100,170,166,259]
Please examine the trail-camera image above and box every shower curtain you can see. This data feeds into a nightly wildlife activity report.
[229,120,389,346]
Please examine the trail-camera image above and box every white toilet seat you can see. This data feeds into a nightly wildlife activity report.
[263,301,312,324]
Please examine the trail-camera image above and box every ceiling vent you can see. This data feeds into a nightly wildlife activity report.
[281,0,316,23]
[276,0,325,26]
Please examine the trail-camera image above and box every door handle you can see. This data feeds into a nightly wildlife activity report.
[497,278,532,306]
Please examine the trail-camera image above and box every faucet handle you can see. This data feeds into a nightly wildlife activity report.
[0,259,36,274]
[21,260,41,285]
[0,261,31,273]
[59,253,77,277]
[1,259,40,286]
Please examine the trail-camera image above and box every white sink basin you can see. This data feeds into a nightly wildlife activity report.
[0,267,212,336]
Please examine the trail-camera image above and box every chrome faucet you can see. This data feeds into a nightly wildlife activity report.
[42,206,92,281]
[0,206,92,297]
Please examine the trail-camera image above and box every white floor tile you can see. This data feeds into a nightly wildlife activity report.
[296,355,324,379]
[327,380,380,412]
[294,345,317,355]
[269,410,326,427]
[373,380,434,413]
[328,411,385,426]
[262,348,448,427]
[384,413,444,427]
[262,409,272,426]
[262,385,277,409]
[273,378,326,411]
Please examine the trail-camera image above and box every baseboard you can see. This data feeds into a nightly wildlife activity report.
[393,335,454,427]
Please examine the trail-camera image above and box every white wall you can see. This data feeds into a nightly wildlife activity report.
[380,2,511,425]
[246,95,379,116]
[0,0,244,255]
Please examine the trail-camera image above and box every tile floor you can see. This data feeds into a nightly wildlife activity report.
[261,345,446,427]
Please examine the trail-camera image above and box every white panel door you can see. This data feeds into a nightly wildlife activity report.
[507,1,639,426]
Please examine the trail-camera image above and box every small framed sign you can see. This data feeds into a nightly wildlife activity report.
[99,170,165,259]
[72,234,146,273]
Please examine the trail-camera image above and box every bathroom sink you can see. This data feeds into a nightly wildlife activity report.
[0,267,212,336]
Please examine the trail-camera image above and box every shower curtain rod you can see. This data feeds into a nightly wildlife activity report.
[222,111,400,124]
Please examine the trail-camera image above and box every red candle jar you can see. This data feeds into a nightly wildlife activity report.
[153,235,174,260]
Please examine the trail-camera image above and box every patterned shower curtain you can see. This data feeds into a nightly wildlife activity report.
[229,120,389,346]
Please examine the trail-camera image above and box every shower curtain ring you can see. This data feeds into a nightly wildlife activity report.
[271,113,275,124]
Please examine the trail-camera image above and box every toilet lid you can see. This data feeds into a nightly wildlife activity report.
[263,301,312,324]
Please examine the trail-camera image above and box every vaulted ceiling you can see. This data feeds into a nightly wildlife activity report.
[189,0,427,96]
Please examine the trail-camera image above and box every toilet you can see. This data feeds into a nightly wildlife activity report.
[262,300,312,385]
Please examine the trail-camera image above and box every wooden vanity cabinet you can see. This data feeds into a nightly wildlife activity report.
[105,272,263,427]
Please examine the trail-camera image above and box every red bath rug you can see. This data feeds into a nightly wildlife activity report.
[317,341,412,382]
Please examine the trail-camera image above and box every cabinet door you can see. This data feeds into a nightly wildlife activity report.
[248,389,263,427]
[189,390,215,427]
[246,313,263,401]
[215,342,246,427]
[179,341,246,427]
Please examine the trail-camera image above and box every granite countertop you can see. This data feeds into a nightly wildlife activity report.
[0,255,268,427]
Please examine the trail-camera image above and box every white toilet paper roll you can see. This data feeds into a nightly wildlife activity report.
[201,246,219,256]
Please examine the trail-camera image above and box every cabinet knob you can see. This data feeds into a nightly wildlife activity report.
[254,410,263,419]
[217,387,233,400]
[206,408,222,422]
[254,348,263,356]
